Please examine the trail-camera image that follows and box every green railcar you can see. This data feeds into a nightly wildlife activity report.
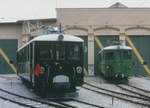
[99,45,133,79]
[17,33,84,98]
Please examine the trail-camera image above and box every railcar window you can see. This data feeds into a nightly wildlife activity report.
[30,44,33,62]
[116,52,121,60]
[39,44,54,60]
[40,50,49,59]
[56,44,65,60]
[68,44,80,60]
[18,52,22,62]
[105,52,114,60]
[21,51,23,62]
[23,49,25,62]
[123,50,132,59]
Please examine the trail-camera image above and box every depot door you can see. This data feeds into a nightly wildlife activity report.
[0,39,17,74]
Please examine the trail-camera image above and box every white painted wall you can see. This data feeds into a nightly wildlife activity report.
[57,8,150,35]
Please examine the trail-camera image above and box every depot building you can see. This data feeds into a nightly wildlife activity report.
[0,2,150,76]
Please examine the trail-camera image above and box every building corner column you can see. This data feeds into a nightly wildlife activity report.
[119,32,126,46]
[88,26,94,76]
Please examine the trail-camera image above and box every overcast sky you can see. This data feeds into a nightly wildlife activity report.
[57,0,149,8]
[0,0,149,20]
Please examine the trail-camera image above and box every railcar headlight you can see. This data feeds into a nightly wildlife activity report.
[59,66,63,70]
[115,74,118,78]
[76,66,82,74]
[58,34,64,41]
[106,65,109,69]
[121,74,124,78]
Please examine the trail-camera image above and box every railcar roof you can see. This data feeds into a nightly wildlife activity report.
[17,34,83,51]
[103,45,132,50]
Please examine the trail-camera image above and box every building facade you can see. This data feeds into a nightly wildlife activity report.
[56,8,150,76]
[0,19,56,74]
[1,6,150,76]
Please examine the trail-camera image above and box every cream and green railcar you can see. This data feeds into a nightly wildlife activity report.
[99,45,133,79]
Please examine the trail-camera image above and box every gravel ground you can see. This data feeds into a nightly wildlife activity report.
[129,77,150,91]
[0,74,149,108]
[0,98,26,108]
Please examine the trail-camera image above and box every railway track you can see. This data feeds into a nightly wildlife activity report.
[0,86,105,108]
[128,84,150,93]
[83,82,150,107]
[70,98,105,108]
[116,84,150,100]
[56,98,105,108]
[0,87,76,108]
[0,76,105,108]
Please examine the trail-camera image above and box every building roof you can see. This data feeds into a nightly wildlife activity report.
[109,2,128,8]
[0,18,18,23]
[0,18,56,24]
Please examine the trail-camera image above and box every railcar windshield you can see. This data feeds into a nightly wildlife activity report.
[38,42,82,61]
[123,50,132,60]
[56,44,65,60]
[105,50,132,61]
[105,52,114,60]
[39,44,54,60]
[115,51,121,61]
[68,44,80,60]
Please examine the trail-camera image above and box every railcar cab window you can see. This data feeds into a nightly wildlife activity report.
[105,52,114,60]
[56,44,65,60]
[68,44,80,60]
[39,44,54,60]
[123,50,132,60]
[115,51,121,61]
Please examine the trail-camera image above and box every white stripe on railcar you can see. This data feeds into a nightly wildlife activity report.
[103,45,132,50]
[18,34,83,52]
